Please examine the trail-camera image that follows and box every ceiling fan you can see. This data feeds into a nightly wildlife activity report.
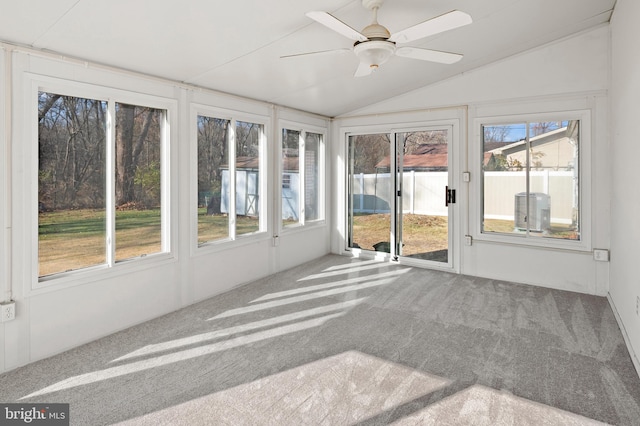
[284,0,472,77]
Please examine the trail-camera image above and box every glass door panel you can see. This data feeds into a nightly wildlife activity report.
[348,134,392,253]
[397,130,450,263]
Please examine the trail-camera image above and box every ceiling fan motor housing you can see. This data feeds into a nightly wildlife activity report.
[361,22,390,39]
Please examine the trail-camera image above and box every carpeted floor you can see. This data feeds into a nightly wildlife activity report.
[1,255,639,425]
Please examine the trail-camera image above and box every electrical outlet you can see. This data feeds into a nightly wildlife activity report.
[1,301,16,322]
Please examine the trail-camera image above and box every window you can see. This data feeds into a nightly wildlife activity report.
[282,129,299,226]
[281,127,324,228]
[197,112,265,246]
[304,132,322,222]
[481,119,580,242]
[197,116,230,244]
[38,93,107,276]
[115,103,164,260]
[235,120,262,236]
[38,91,169,279]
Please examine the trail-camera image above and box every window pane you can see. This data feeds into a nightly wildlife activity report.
[305,132,321,222]
[482,121,580,241]
[398,130,449,262]
[348,134,391,252]
[115,103,163,260]
[38,92,107,277]
[282,129,300,227]
[197,116,230,244]
[482,123,526,236]
[236,121,262,235]
[528,120,580,240]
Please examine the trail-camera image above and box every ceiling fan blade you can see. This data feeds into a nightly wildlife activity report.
[354,61,374,78]
[306,11,368,42]
[389,10,472,44]
[281,48,351,59]
[395,46,463,64]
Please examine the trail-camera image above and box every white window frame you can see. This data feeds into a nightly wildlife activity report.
[0,49,8,302]
[191,104,269,253]
[31,75,176,289]
[472,108,592,252]
[278,120,326,232]
[342,122,458,267]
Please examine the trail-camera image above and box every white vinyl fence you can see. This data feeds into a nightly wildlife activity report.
[352,170,576,224]
[351,172,448,216]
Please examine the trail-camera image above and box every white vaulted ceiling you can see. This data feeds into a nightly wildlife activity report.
[0,0,616,117]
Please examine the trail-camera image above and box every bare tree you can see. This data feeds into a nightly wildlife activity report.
[236,121,260,157]
[483,125,512,143]
[402,130,447,155]
[530,121,563,137]
[197,116,229,213]
[350,133,390,174]
[115,104,158,207]
[39,93,106,210]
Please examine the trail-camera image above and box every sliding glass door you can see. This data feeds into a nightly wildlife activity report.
[348,126,453,267]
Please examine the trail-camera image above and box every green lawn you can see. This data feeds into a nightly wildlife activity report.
[39,208,262,277]
[39,209,578,277]
[197,208,260,243]
[351,213,448,257]
[39,208,161,277]
[351,214,578,260]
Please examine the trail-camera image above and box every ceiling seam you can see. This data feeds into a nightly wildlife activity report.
[31,0,84,49]
[184,1,360,84]
[0,40,331,121]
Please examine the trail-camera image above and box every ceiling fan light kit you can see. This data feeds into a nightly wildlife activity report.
[354,40,396,71]
[290,0,473,77]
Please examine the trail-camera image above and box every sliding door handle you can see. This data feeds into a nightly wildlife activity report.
[445,186,456,206]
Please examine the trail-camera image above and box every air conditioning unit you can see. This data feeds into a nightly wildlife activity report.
[514,192,550,232]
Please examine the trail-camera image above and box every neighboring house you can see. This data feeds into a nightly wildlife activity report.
[487,126,578,171]
[375,143,449,172]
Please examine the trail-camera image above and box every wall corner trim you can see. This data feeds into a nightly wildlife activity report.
[607,293,640,379]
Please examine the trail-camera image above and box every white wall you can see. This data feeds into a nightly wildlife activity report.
[333,26,611,296]
[0,48,331,373]
[609,0,640,373]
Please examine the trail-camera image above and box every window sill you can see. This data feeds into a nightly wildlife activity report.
[281,219,327,235]
[31,252,177,295]
[473,232,591,253]
[194,230,271,257]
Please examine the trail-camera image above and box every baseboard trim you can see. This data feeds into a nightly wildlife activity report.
[607,293,640,379]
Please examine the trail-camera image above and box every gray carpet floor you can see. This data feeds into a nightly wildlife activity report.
[1,255,639,425]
